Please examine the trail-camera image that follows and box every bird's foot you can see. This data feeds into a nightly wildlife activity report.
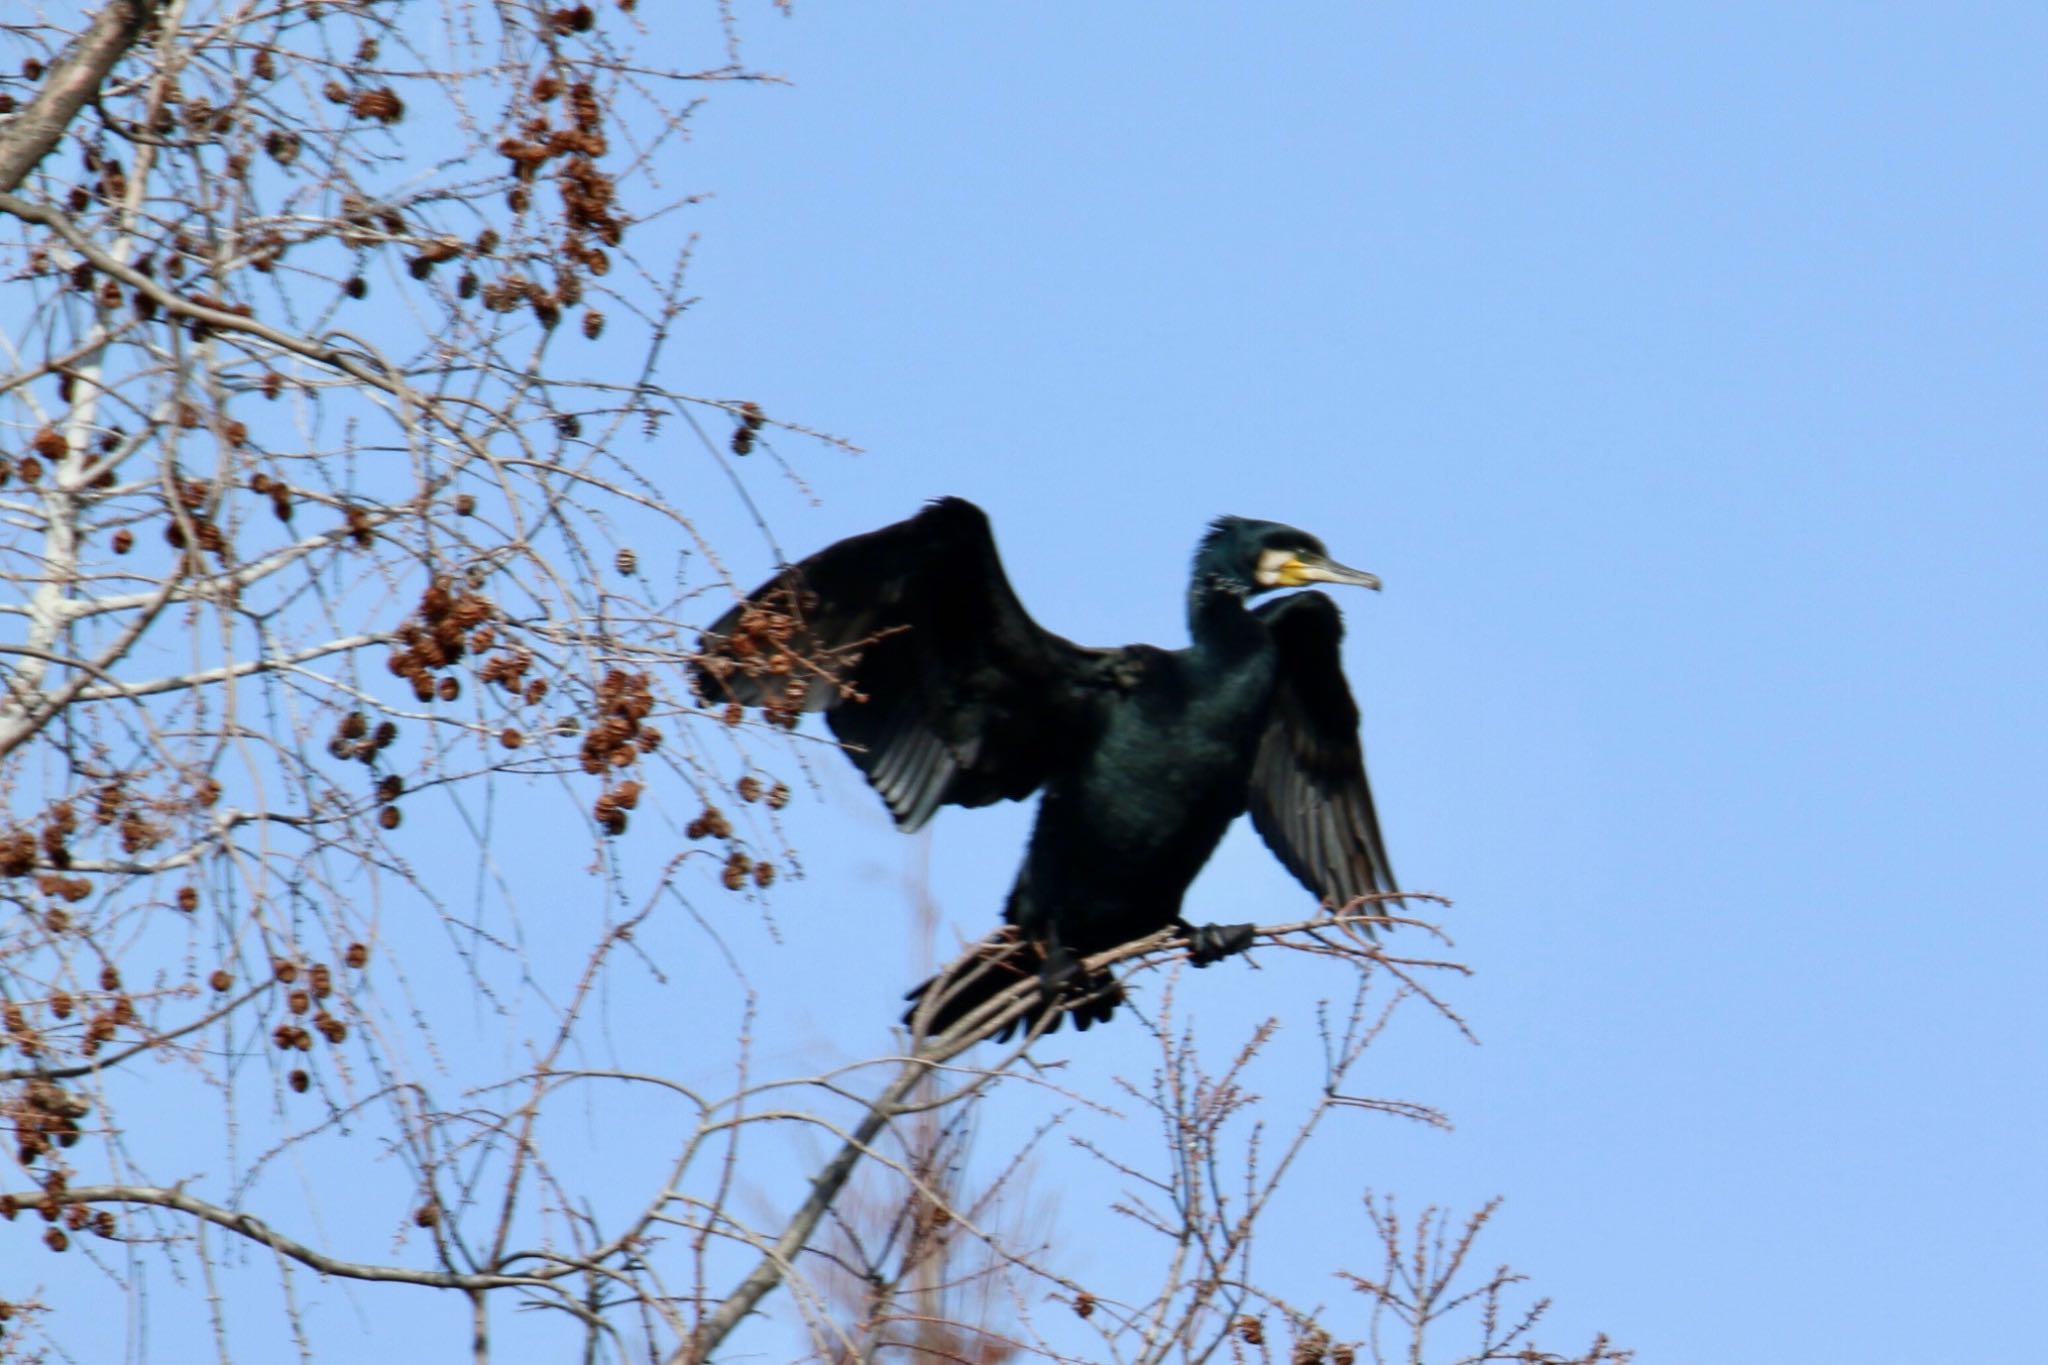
[1182,920,1257,967]
[1025,942,1124,1034]
[1038,941,1085,998]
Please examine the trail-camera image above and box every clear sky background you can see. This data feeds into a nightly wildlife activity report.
[655,5,2045,1362]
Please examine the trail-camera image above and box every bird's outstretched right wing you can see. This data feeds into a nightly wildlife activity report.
[1245,590,1399,923]
[692,497,1119,831]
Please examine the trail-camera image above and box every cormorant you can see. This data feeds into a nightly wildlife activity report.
[692,497,1398,1037]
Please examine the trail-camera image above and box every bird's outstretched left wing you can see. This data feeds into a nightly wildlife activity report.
[1246,591,1399,923]
[692,497,1118,831]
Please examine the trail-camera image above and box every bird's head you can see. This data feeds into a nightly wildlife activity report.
[1196,517,1382,597]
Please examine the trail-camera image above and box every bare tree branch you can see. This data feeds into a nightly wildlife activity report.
[0,2,157,194]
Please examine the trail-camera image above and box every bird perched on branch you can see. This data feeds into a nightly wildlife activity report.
[692,497,1399,1037]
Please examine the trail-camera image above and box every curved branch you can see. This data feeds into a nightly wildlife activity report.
[8,1184,557,1292]
[0,2,158,194]
[672,900,1452,1364]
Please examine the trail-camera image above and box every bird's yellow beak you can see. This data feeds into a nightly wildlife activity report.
[1279,553,1381,591]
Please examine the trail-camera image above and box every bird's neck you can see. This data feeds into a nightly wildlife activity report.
[1187,574,1260,651]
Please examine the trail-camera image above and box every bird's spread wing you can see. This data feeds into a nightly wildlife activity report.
[692,497,1117,831]
[1246,591,1399,920]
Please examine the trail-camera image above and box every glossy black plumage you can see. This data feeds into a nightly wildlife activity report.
[692,497,1399,1036]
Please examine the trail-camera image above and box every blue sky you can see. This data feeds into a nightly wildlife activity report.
[660,5,2046,1361]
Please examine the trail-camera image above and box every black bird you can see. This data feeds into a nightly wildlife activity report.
[692,497,1398,1036]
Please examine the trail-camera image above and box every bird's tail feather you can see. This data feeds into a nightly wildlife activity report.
[903,932,1122,1042]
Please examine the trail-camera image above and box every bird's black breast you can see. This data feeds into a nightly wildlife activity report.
[1007,639,1278,949]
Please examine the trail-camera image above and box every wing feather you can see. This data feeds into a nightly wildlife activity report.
[693,498,1113,830]
[1246,591,1399,922]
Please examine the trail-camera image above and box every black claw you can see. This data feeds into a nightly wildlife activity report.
[1038,942,1083,997]
[1184,921,1257,967]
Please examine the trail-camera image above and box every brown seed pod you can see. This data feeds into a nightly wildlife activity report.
[437,676,460,702]
[175,885,197,912]
[274,958,299,984]
[721,852,752,891]
[614,546,636,575]
[1073,1292,1095,1319]
[309,962,332,998]
[287,989,310,1015]
[766,781,791,810]
[500,728,524,750]
[376,774,403,803]
[350,86,405,125]
[288,1069,309,1093]
[345,941,369,969]
[752,860,776,888]
[1291,1331,1331,1365]
[44,1228,67,1253]
[48,990,73,1020]
[341,711,368,739]
[111,528,134,554]
[736,776,762,803]
[92,1209,115,1239]
[209,969,233,992]
[272,1022,295,1049]
[98,964,119,992]
[414,1202,440,1228]
[378,806,401,831]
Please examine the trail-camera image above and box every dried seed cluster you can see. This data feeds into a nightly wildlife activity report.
[732,775,790,810]
[683,801,777,892]
[4,1081,91,1166]
[592,779,640,836]
[247,469,295,522]
[694,588,815,729]
[730,401,766,455]
[386,578,496,706]
[493,72,622,327]
[330,712,401,765]
[579,668,659,774]
[0,1167,116,1252]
